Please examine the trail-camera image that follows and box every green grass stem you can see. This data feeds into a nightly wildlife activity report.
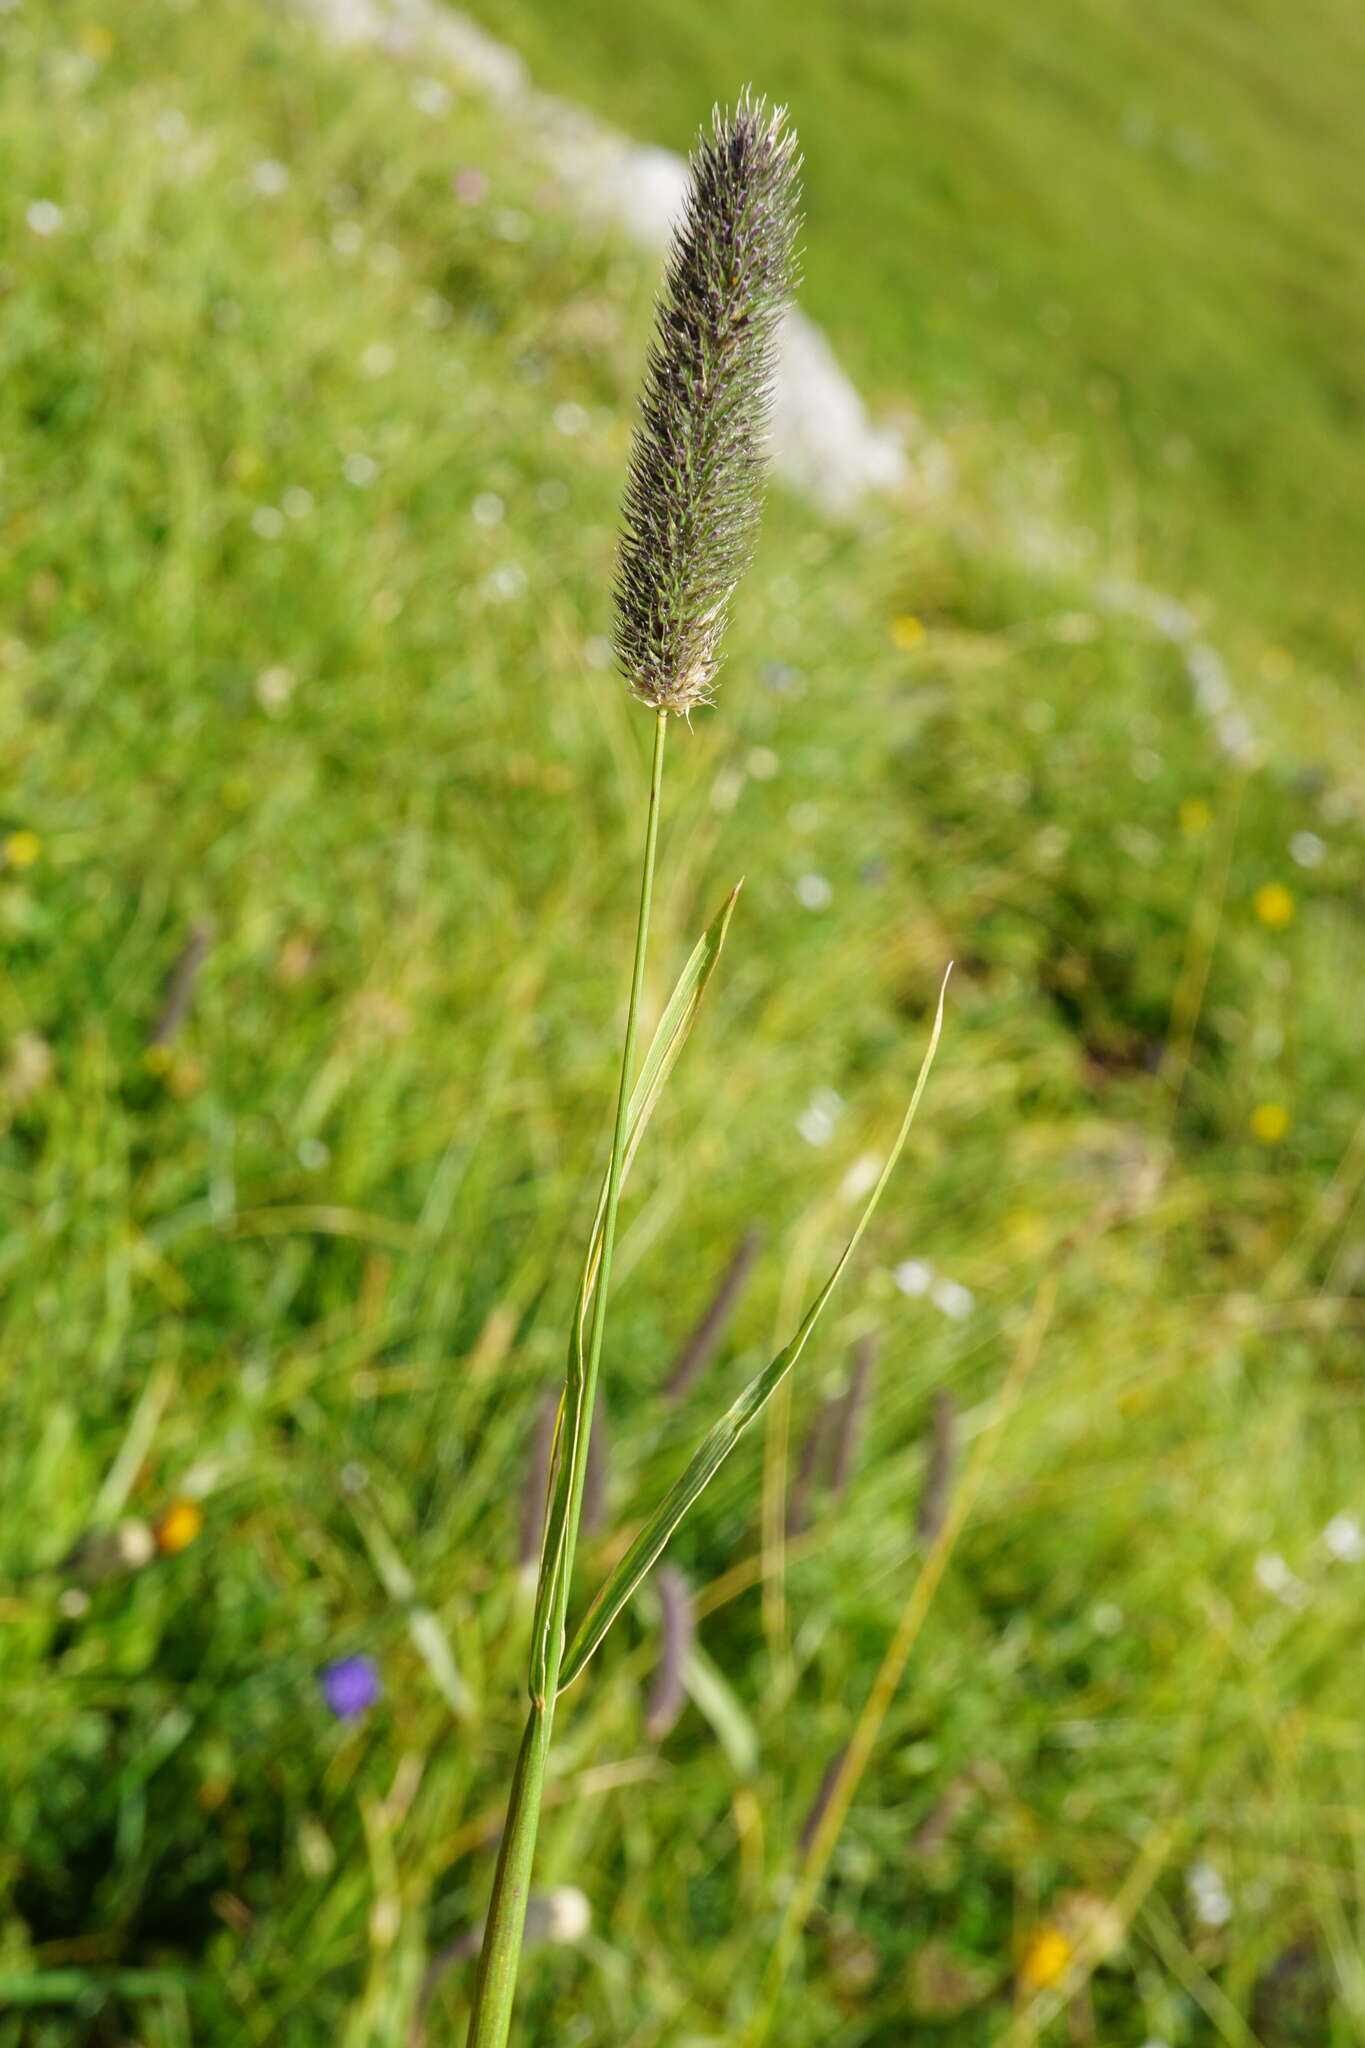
[465,708,669,2048]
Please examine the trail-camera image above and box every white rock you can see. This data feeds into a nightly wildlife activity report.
[290,0,907,513]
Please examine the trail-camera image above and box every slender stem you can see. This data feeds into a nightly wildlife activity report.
[466,709,669,2048]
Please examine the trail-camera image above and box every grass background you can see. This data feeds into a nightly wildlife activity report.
[462,0,1365,765]
[1,2,1362,2044]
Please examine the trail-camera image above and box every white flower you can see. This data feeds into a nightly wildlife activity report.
[1289,830,1324,869]
[893,1258,934,1298]
[930,1277,974,1321]
[483,563,527,602]
[1091,1601,1123,1637]
[410,75,453,118]
[1254,1552,1307,1608]
[553,402,589,437]
[1187,643,1230,714]
[746,746,779,781]
[250,506,285,539]
[26,200,65,237]
[583,634,611,670]
[154,109,191,146]
[282,486,314,520]
[796,1105,835,1147]
[1254,1552,1289,1594]
[360,341,395,378]
[418,292,453,329]
[1186,1861,1232,1928]
[796,1087,843,1148]
[537,479,568,512]
[255,665,295,713]
[839,1153,880,1203]
[297,1137,330,1171]
[251,159,290,199]
[794,872,832,911]
[1323,1514,1364,1563]
[343,451,378,488]
[527,1885,590,1946]
[1217,709,1256,761]
[472,491,505,529]
[331,220,363,258]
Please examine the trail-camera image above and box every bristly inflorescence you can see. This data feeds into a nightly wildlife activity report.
[613,92,802,716]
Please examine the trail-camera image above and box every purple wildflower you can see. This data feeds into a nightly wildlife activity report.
[320,1653,382,1721]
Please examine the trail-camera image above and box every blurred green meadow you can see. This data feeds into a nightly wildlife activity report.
[1,3,1362,2046]
[465,0,1365,766]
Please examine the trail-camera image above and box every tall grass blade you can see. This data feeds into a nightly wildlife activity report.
[557,969,951,1692]
[530,880,743,1696]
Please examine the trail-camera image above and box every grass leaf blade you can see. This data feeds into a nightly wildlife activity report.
[557,967,951,1693]
[529,881,743,1697]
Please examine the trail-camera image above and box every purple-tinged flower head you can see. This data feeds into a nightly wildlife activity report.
[614,92,802,717]
[644,1565,694,1742]
[320,1652,382,1722]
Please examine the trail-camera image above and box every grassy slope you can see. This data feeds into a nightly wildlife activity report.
[459,0,1365,764]
[1,5,1363,2047]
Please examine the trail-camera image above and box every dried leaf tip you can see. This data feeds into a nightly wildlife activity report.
[613,92,802,717]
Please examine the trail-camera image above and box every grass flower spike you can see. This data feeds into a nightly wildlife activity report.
[614,93,802,714]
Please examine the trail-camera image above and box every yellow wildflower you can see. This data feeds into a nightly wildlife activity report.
[1017,1923,1073,1992]
[4,830,41,869]
[1254,883,1294,930]
[79,24,114,58]
[1179,798,1211,838]
[1251,1102,1290,1144]
[155,1498,203,1555]
[889,614,926,652]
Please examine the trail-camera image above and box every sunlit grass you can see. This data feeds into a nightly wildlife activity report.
[0,5,1362,2045]
[457,0,1365,767]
